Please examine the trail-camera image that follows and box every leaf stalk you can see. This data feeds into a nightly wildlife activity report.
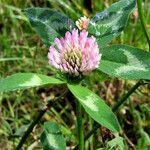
[137,0,150,50]
[76,100,84,150]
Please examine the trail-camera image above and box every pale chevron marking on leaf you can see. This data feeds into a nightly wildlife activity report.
[115,49,147,75]
[81,94,99,112]
[19,75,42,87]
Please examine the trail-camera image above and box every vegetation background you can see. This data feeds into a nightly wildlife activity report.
[0,0,150,149]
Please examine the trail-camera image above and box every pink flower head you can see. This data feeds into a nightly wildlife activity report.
[48,29,101,76]
[76,16,90,30]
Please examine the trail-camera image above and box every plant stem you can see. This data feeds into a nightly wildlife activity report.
[137,0,150,50]
[76,100,84,150]
[84,80,143,141]
[15,91,67,150]
[112,80,142,111]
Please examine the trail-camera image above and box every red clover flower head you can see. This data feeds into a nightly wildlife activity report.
[76,16,90,30]
[48,29,101,76]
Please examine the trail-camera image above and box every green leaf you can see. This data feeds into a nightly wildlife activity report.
[24,7,74,45]
[136,130,150,150]
[97,135,124,150]
[88,0,136,47]
[107,135,124,150]
[40,121,66,150]
[68,84,120,133]
[98,44,150,80]
[0,73,64,92]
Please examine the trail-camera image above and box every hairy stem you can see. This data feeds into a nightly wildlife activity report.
[76,100,84,150]
[15,91,67,150]
[137,0,150,50]
[85,80,143,141]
